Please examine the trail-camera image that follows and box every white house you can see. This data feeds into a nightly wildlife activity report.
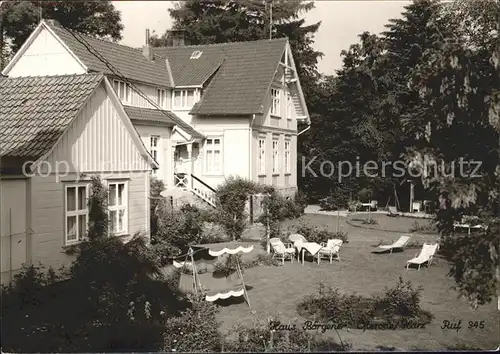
[0,73,157,283]
[2,20,310,207]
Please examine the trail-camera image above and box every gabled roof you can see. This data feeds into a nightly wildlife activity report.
[152,38,288,116]
[124,106,204,140]
[45,21,172,88]
[0,73,103,158]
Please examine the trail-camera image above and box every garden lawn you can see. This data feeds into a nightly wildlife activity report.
[210,214,498,351]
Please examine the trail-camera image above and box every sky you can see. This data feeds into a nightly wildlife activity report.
[112,1,412,75]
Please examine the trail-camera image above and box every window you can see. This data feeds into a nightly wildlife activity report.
[271,88,281,116]
[65,184,88,244]
[190,50,203,59]
[113,79,131,103]
[150,135,160,175]
[172,89,196,109]
[272,138,279,174]
[108,181,128,235]
[156,88,167,108]
[286,91,293,118]
[205,138,222,174]
[284,140,291,174]
[258,138,266,175]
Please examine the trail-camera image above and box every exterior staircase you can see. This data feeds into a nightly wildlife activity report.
[174,173,216,208]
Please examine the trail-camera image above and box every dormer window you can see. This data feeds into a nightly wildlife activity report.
[173,89,195,109]
[190,50,203,59]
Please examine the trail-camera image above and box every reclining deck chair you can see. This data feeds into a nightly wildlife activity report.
[376,235,411,254]
[406,243,439,270]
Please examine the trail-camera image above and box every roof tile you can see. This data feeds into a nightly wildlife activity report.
[0,73,103,158]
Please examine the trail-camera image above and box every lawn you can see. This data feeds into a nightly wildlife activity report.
[186,214,499,351]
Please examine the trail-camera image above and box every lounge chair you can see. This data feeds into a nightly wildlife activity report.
[406,243,439,270]
[269,238,296,264]
[387,206,400,217]
[315,239,343,264]
[376,235,411,254]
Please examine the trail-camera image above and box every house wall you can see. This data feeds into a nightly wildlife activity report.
[27,82,151,272]
[28,171,149,271]
[114,81,171,110]
[187,116,251,189]
[0,178,30,284]
[6,27,86,77]
[45,85,150,174]
[135,124,174,188]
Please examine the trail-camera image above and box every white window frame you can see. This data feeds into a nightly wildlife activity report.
[272,137,279,175]
[204,137,223,175]
[156,88,167,109]
[172,89,195,110]
[64,183,89,245]
[107,181,128,235]
[271,88,281,117]
[284,139,291,174]
[258,137,266,175]
[113,79,131,104]
[150,135,160,175]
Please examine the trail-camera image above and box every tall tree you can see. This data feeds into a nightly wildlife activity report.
[1,0,123,69]
[154,0,322,99]
[402,0,500,307]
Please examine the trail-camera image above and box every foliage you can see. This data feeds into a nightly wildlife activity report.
[163,294,223,353]
[243,253,282,268]
[319,193,349,211]
[225,314,348,352]
[213,254,243,278]
[150,177,166,237]
[259,189,306,225]
[297,277,432,328]
[214,176,262,240]
[1,0,123,66]
[87,175,109,240]
[361,218,378,225]
[289,222,349,244]
[347,200,362,212]
[409,220,438,234]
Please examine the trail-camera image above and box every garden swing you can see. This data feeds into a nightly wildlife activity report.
[384,184,401,215]
[172,241,254,308]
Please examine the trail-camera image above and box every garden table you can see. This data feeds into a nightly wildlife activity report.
[294,241,323,266]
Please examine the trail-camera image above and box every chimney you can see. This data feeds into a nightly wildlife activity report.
[142,29,153,60]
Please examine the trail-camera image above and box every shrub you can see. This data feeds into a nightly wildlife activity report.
[348,200,362,212]
[243,253,282,268]
[150,177,166,236]
[87,176,109,240]
[259,189,305,225]
[290,222,349,244]
[361,218,379,225]
[224,314,348,352]
[213,254,243,278]
[297,278,433,328]
[163,295,222,352]
[199,222,228,244]
[409,220,438,234]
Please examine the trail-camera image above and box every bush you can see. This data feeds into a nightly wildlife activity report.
[150,177,166,236]
[409,220,438,234]
[361,218,378,225]
[163,295,223,352]
[224,314,348,352]
[213,254,243,278]
[215,177,262,240]
[259,189,305,225]
[297,277,433,328]
[243,253,282,268]
[290,222,349,244]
